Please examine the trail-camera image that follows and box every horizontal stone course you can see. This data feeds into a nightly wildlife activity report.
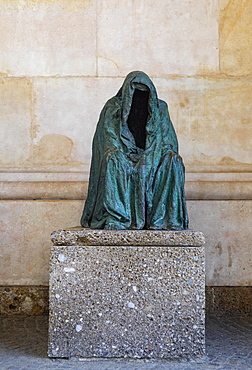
[1,200,251,287]
[1,177,252,201]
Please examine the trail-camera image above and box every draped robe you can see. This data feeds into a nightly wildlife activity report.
[81,71,189,230]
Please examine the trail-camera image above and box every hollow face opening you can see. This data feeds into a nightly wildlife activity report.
[127,88,149,150]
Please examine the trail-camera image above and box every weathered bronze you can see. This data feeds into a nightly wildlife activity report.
[81,71,188,230]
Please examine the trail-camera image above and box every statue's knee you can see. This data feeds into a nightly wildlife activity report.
[172,153,182,162]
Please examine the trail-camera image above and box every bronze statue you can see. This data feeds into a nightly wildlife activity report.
[81,71,188,230]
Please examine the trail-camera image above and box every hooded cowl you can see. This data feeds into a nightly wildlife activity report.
[81,71,188,230]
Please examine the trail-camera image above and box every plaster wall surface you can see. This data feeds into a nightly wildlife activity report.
[0,0,96,76]
[0,0,251,288]
[220,0,252,76]
[1,76,252,172]
[96,0,219,76]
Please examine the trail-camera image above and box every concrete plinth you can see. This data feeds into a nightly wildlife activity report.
[48,229,205,359]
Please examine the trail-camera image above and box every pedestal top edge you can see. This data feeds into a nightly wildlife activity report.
[51,228,205,247]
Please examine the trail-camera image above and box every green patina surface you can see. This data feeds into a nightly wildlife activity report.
[81,71,188,230]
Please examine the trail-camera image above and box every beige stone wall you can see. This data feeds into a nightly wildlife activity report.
[0,0,251,286]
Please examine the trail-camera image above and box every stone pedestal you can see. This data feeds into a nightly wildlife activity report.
[48,229,205,359]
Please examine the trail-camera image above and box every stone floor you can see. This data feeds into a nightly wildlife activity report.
[0,315,252,370]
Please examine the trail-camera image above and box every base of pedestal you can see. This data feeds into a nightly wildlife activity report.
[48,229,205,359]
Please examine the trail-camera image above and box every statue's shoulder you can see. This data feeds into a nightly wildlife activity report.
[158,100,170,120]
[158,99,168,111]
[102,96,121,116]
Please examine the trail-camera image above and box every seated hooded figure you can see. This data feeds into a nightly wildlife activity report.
[81,71,189,230]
